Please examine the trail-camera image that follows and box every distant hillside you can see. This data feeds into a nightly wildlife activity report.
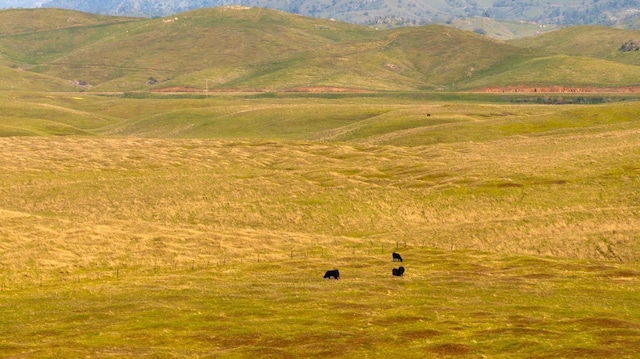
[508,26,640,66]
[0,7,136,35]
[1,7,640,92]
[9,0,640,29]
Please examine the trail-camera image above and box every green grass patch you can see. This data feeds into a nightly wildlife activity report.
[1,249,638,357]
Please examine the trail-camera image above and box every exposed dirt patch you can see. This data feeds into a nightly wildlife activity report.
[580,265,617,272]
[402,329,443,340]
[496,182,524,188]
[598,337,640,350]
[605,270,640,278]
[285,86,371,93]
[539,347,616,358]
[573,318,639,329]
[430,343,471,355]
[374,316,426,326]
[478,327,557,336]
[151,86,370,93]
[509,315,544,326]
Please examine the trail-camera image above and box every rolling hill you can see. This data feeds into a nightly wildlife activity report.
[1,7,640,92]
[508,25,640,66]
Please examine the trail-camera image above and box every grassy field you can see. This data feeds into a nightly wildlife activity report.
[1,91,640,357]
[1,248,639,358]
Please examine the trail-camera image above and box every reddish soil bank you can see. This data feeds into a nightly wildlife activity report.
[475,86,640,93]
[151,85,640,94]
[151,86,203,93]
[151,86,370,93]
[285,86,371,93]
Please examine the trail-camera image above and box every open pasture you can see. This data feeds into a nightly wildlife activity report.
[1,92,640,357]
[1,248,639,358]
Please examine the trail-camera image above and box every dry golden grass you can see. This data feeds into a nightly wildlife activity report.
[1,125,639,286]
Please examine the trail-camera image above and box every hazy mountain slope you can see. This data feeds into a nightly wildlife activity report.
[446,17,559,41]
[24,0,640,29]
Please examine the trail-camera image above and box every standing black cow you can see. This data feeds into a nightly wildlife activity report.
[392,252,403,262]
[392,266,405,277]
[323,269,340,279]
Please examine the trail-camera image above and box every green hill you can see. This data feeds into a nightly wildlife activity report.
[508,26,640,66]
[0,66,77,92]
[1,8,640,92]
[0,7,136,35]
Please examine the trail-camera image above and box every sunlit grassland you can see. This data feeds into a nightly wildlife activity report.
[0,67,77,93]
[1,249,638,358]
[1,92,640,357]
[507,25,640,66]
[462,55,640,89]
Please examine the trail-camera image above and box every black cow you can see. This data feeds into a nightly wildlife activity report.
[323,269,340,279]
[392,252,403,262]
[392,266,405,277]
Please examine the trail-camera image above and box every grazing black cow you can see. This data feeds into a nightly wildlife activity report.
[392,266,405,277]
[323,269,340,280]
[392,252,403,262]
